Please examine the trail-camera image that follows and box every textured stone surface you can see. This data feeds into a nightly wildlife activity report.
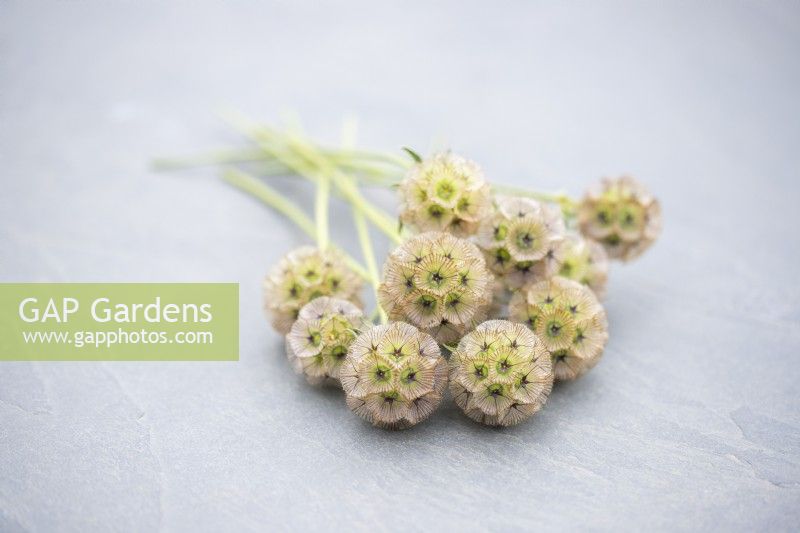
[1,1,798,531]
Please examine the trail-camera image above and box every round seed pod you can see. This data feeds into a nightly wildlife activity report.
[378,232,493,344]
[508,277,608,381]
[557,232,610,299]
[476,196,567,289]
[263,246,363,334]
[578,175,661,261]
[285,297,368,386]
[449,320,553,427]
[340,322,448,430]
[398,152,492,237]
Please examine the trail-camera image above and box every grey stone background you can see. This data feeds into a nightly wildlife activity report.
[1,1,798,531]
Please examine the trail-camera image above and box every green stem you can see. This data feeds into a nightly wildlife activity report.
[492,184,578,217]
[219,111,404,244]
[332,169,402,244]
[333,148,411,170]
[152,148,275,171]
[152,146,405,182]
[315,174,330,250]
[284,134,403,244]
[353,201,387,324]
[223,169,316,236]
[334,159,403,185]
[221,169,370,280]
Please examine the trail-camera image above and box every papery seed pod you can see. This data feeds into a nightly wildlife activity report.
[285,297,368,386]
[578,175,661,261]
[398,152,492,237]
[449,320,553,427]
[476,196,567,289]
[264,246,363,334]
[378,232,493,344]
[340,322,448,430]
[508,276,608,381]
[557,232,610,298]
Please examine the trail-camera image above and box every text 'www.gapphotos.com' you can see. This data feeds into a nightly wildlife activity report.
[21,329,214,348]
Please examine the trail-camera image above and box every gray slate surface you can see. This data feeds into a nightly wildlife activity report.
[1,1,799,531]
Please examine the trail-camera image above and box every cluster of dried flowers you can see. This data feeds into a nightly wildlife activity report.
[340,322,447,429]
[508,277,607,381]
[378,232,493,344]
[263,149,659,429]
[160,123,661,430]
[578,176,661,261]
[449,320,553,426]
[398,152,492,237]
[285,296,367,385]
[263,246,363,334]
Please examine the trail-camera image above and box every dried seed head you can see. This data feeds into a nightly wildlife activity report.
[578,176,661,261]
[476,196,567,289]
[449,320,553,426]
[340,322,447,430]
[285,297,368,386]
[508,276,608,381]
[558,232,610,298]
[263,246,363,334]
[398,152,492,237]
[378,232,493,344]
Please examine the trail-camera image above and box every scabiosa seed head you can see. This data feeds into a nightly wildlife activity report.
[263,246,363,334]
[398,152,492,237]
[508,276,608,381]
[558,232,610,298]
[578,175,661,261]
[476,196,567,289]
[285,297,368,386]
[340,322,448,430]
[378,232,493,344]
[449,320,553,426]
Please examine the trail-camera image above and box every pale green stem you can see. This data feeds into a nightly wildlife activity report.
[492,184,578,216]
[222,169,370,280]
[153,146,404,183]
[285,135,403,244]
[353,199,387,324]
[152,148,273,171]
[223,169,316,236]
[333,148,411,170]
[492,183,562,203]
[332,169,402,244]
[341,118,386,324]
[315,174,330,250]
[338,162,402,185]
[218,110,404,244]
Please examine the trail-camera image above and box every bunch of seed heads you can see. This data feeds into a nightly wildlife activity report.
[156,115,661,430]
